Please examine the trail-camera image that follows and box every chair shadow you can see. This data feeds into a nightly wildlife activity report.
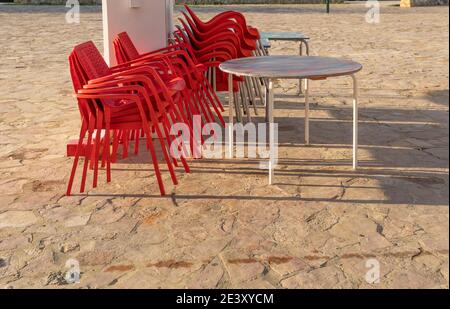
[89,94,448,206]
[74,191,448,206]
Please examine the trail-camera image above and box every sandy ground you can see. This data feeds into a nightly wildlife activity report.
[0,3,448,288]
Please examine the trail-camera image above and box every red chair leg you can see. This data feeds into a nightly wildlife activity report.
[93,109,103,188]
[193,91,212,124]
[199,86,225,126]
[205,79,225,112]
[66,121,88,196]
[154,121,178,186]
[202,80,226,119]
[161,116,180,169]
[144,128,166,196]
[122,130,129,159]
[111,129,119,163]
[167,110,191,174]
[104,109,112,183]
[134,129,140,155]
[197,90,216,123]
[80,115,95,193]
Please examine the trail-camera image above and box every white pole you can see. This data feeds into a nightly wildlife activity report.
[304,78,310,145]
[228,74,234,159]
[166,0,174,40]
[352,74,359,170]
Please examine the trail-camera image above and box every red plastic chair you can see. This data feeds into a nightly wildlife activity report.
[184,4,260,40]
[179,19,253,59]
[113,32,225,127]
[173,26,244,92]
[81,48,192,170]
[67,41,190,196]
[181,11,257,51]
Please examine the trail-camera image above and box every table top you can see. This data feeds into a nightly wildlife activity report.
[260,31,310,41]
[219,56,363,79]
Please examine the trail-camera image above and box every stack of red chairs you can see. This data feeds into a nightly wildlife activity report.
[67,41,193,197]
[66,6,263,196]
[184,5,260,42]
[176,5,264,120]
[180,5,260,90]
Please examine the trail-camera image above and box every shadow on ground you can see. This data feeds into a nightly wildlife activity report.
[78,92,449,206]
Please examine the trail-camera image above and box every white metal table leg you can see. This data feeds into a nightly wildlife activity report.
[304,78,310,145]
[298,41,303,95]
[212,63,217,92]
[228,73,234,159]
[267,80,275,185]
[351,74,359,169]
[298,40,310,96]
[265,81,270,122]
[304,39,310,55]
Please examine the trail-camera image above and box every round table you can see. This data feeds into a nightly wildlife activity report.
[220,55,363,185]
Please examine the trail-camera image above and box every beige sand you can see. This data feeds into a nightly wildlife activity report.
[0,4,448,288]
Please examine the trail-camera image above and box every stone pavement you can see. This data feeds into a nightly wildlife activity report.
[0,4,448,288]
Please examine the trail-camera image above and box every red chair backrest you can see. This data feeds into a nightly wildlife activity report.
[114,32,141,64]
[184,4,204,29]
[113,39,128,64]
[71,41,112,85]
[68,41,112,120]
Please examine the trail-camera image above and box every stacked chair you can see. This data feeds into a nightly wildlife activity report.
[177,5,266,121]
[113,32,225,127]
[67,41,194,196]
[66,5,263,196]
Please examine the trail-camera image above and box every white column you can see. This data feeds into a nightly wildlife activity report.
[165,0,174,40]
[102,0,169,66]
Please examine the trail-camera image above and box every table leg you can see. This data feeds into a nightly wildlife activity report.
[228,73,234,159]
[304,40,310,55]
[351,74,359,169]
[298,42,303,95]
[304,78,310,145]
[265,82,270,122]
[240,81,251,122]
[264,39,270,56]
[250,76,263,112]
[212,66,217,92]
[267,80,275,185]
[246,76,259,115]
[298,40,310,96]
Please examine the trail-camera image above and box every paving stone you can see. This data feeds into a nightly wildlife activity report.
[89,204,126,225]
[76,250,115,266]
[187,258,225,288]
[64,214,91,228]
[0,211,38,228]
[224,256,266,285]
[280,266,349,288]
